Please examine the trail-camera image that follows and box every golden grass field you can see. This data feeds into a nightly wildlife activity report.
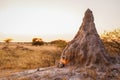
[0,29,119,78]
[0,43,62,78]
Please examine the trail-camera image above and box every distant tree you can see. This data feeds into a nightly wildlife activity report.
[32,38,44,46]
[4,38,13,43]
[3,38,13,48]
[50,39,68,48]
[101,29,120,55]
[4,38,13,45]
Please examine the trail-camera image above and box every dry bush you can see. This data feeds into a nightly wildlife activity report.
[101,29,120,56]
[101,29,120,64]
[50,39,68,48]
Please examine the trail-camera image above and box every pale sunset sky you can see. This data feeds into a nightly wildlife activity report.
[0,0,120,42]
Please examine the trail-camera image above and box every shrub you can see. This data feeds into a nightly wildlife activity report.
[32,38,44,46]
[101,29,120,56]
[50,39,68,48]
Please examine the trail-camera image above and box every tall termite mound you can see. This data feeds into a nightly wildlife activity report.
[60,9,110,67]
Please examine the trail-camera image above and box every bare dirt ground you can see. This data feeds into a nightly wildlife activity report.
[1,64,120,80]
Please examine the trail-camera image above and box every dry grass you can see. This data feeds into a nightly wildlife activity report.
[0,43,62,77]
[18,77,32,80]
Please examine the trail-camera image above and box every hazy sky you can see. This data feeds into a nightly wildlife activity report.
[0,0,120,42]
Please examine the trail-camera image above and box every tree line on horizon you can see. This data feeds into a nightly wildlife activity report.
[2,28,120,54]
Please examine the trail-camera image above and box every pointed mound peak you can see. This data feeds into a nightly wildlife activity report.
[74,9,96,38]
[86,8,92,13]
[83,8,94,23]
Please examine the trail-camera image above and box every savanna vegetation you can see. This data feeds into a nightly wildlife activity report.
[0,29,119,78]
[101,29,120,64]
[32,38,44,46]
[101,29,120,55]
[0,39,67,77]
[50,39,68,48]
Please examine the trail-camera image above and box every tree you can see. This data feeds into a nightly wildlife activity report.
[32,38,44,46]
[4,38,13,43]
[4,38,13,46]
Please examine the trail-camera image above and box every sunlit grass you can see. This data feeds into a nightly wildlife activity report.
[0,45,62,69]
[0,44,62,77]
